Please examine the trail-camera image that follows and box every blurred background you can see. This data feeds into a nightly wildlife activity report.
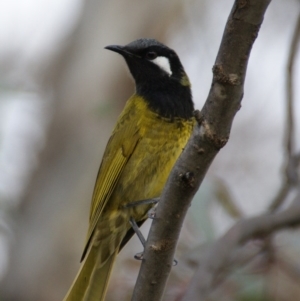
[0,0,299,300]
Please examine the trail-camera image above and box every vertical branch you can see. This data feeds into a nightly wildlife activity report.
[183,9,300,301]
[131,1,271,301]
[270,11,300,211]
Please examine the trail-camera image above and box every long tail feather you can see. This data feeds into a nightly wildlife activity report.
[63,246,118,301]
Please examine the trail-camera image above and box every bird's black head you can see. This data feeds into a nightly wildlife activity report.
[105,38,194,119]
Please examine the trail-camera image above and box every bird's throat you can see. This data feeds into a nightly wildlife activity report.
[136,82,194,120]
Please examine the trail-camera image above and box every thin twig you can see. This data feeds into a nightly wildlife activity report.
[269,11,300,211]
[182,191,300,301]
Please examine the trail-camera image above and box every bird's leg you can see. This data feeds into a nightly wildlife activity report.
[129,217,146,260]
[124,197,159,208]
[124,198,159,219]
[129,217,178,266]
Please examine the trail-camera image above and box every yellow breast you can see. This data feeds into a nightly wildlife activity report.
[104,95,195,219]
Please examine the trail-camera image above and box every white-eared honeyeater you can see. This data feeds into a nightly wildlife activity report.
[63,38,195,301]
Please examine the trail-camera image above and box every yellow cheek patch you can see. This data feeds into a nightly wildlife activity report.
[180,73,191,87]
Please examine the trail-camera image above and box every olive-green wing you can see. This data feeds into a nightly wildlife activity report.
[81,106,141,260]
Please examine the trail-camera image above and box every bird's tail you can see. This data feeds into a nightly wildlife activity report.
[63,244,118,301]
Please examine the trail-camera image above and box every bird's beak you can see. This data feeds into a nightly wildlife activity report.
[105,45,124,54]
[105,45,136,58]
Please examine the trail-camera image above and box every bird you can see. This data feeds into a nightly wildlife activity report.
[63,38,195,301]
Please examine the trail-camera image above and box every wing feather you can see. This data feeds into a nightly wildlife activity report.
[81,100,141,260]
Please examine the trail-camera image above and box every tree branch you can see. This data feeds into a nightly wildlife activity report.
[182,190,300,301]
[131,1,272,300]
[181,9,300,300]
[269,10,300,211]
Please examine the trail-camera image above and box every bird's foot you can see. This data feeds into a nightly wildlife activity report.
[147,207,157,219]
[123,197,159,209]
[134,252,144,260]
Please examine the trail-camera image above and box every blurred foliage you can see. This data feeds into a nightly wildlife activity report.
[213,177,243,219]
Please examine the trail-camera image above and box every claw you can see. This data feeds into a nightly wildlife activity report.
[134,252,144,260]
[129,216,178,266]
[147,207,156,219]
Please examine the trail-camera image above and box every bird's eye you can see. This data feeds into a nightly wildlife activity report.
[145,51,158,60]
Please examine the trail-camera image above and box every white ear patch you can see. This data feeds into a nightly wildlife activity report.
[151,56,172,76]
